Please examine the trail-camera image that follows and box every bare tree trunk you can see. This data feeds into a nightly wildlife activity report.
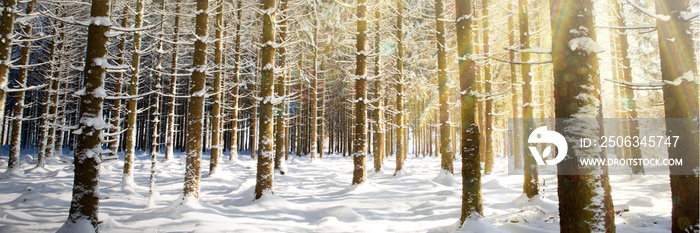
[655,0,700,231]
[352,0,368,185]
[254,0,277,199]
[551,0,615,231]
[60,0,110,229]
[182,0,208,199]
[456,0,483,224]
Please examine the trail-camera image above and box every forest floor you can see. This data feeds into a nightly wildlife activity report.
[0,148,673,232]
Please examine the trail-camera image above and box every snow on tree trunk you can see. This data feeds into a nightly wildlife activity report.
[309,2,319,160]
[394,0,405,174]
[209,0,225,174]
[149,0,167,206]
[9,0,36,170]
[372,8,385,172]
[0,0,17,173]
[456,0,483,224]
[37,37,58,168]
[274,0,289,174]
[654,0,700,231]
[519,0,538,199]
[123,0,146,185]
[508,0,522,171]
[551,0,615,231]
[229,0,242,161]
[608,0,643,174]
[254,0,277,199]
[481,0,493,175]
[59,0,111,230]
[165,2,181,161]
[182,0,208,199]
[436,0,453,174]
[108,12,128,160]
[352,0,368,185]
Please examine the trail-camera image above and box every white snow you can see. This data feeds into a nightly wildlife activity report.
[568,37,605,54]
[0,148,677,232]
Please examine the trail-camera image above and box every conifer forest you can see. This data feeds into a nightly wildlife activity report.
[0,0,699,231]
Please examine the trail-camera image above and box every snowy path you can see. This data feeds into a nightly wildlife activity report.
[0,151,673,232]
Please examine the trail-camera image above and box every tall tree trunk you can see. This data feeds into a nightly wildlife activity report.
[229,0,243,161]
[309,3,319,160]
[520,0,538,198]
[209,0,225,174]
[254,0,277,199]
[60,0,110,229]
[148,0,166,206]
[8,0,37,172]
[0,0,16,164]
[655,0,700,231]
[274,0,289,174]
[508,0,521,170]
[456,0,482,224]
[165,2,181,160]
[124,0,145,184]
[182,0,208,199]
[108,12,128,160]
[436,0,453,174]
[352,0,368,185]
[394,0,405,174]
[37,27,60,168]
[481,0,493,175]
[372,8,385,172]
[551,0,615,231]
[609,0,643,174]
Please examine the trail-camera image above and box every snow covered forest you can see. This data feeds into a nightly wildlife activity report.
[0,0,699,231]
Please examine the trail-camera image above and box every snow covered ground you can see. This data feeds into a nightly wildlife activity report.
[0,149,673,232]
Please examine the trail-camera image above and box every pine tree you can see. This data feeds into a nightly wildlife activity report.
[435,0,453,174]
[229,0,243,161]
[123,0,146,184]
[59,0,111,230]
[372,7,385,172]
[481,0,493,175]
[209,0,225,174]
[0,0,17,173]
[519,0,538,199]
[254,0,277,199]
[551,0,615,231]
[654,0,700,231]
[183,0,209,199]
[352,0,368,185]
[8,0,37,172]
[165,1,181,160]
[274,0,289,174]
[456,0,483,224]
[394,0,405,174]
